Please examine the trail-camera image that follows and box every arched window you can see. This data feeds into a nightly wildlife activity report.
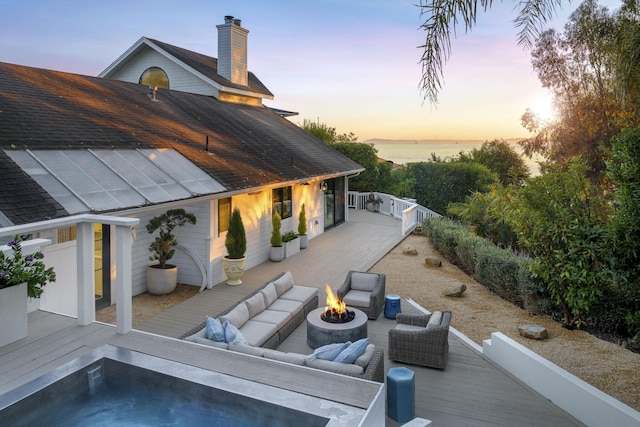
[139,67,169,89]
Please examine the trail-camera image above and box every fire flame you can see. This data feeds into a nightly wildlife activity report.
[325,284,346,314]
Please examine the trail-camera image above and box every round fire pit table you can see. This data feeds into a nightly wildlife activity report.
[306,307,368,349]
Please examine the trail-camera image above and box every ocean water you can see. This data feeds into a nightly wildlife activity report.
[369,141,541,176]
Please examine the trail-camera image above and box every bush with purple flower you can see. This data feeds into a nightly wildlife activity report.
[0,236,56,298]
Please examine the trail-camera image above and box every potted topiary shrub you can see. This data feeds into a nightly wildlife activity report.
[270,211,284,262]
[223,207,247,285]
[146,208,196,295]
[298,203,308,249]
[366,192,383,212]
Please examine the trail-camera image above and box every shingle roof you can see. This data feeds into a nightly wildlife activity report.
[146,38,273,98]
[0,62,363,221]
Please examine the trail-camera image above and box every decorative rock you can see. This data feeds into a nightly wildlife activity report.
[424,256,442,267]
[444,284,466,297]
[403,245,418,255]
[518,324,549,340]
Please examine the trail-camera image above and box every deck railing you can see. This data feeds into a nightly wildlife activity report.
[347,191,442,235]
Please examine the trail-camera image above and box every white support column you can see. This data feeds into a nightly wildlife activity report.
[76,221,94,326]
[115,225,133,334]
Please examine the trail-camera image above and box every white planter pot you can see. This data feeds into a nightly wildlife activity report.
[223,257,246,285]
[146,264,178,295]
[0,283,28,347]
[283,237,300,258]
[270,246,284,262]
[299,234,308,249]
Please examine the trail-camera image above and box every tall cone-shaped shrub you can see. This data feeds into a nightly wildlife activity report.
[225,208,246,259]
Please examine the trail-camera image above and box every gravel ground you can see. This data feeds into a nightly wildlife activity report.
[372,234,640,412]
[97,233,640,411]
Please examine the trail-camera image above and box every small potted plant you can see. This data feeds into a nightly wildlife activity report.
[0,236,56,346]
[223,207,247,285]
[298,203,308,249]
[270,211,284,262]
[366,192,383,212]
[282,230,300,258]
[146,208,196,295]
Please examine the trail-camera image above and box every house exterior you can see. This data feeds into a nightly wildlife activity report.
[0,16,363,315]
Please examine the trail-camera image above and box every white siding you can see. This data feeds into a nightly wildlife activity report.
[108,48,217,97]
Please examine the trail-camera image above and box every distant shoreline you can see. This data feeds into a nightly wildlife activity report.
[363,138,525,145]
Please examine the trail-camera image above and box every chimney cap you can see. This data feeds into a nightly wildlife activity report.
[224,15,234,24]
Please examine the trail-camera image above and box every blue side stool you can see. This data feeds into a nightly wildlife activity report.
[387,367,415,422]
[384,294,402,319]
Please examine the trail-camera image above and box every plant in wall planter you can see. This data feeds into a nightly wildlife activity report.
[223,207,247,285]
[269,211,284,262]
[366,192,383,212]
[0,235,56,347]
[282,231,300,258]
[298,203,308,249]
[146,208,197,295]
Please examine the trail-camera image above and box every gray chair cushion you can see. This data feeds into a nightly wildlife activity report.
[354,344,376,368]
[342,290,371,308]
[280,285,318,305]
[251,309,292,330]
[239,320,278,347]
[350,272,379,291]
[219,303,250,329]
[272,271,294,296]
[267,298,303,316]
[427,311,443,328]
[244,293,266,318]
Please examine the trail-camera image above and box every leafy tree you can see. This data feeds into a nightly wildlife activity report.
[458,139,530,186]
[407,160,497,214]
[329,141,389,192]
[300,119,357,143]
[504,159,612,328]
[417,0,566,103]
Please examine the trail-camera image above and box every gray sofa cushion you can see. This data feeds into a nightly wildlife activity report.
[272,271,294,296]
[251,309,292,330]
[220,303,250,329]
[305,358,364,376]
[239,320,278,347]
[267,298,303,316]
[228,343,266,357]
[280,285,317,306]
[354,344,376,368]
[244,293,266,318]
[262,348,306,366]
[184,335,229,349]
[261,283,278,306]
[350,272,379,291]
[342,290,371,308]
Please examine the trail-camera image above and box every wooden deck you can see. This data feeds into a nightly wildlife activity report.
[0,210,583,426]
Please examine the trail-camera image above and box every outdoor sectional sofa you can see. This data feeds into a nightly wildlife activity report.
[180,271,385,382]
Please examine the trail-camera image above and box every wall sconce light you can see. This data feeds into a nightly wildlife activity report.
[320,181,328,192]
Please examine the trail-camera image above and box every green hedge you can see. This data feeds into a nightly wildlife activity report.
[424,218,552,313]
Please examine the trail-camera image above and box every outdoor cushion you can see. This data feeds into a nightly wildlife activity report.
[261,283,278,306]
[267,298,303,316]
[308,342,351,361]
[205,316,225,342]
[427,311,443,328]
[251,309,292,330]
[184,336,229,349]
[350,272,379,292]
[354,344,376,369]
[239,320,278,347]
[228,343,266,357]
[333,338,369,364]
[273,271,294,296]
[342,290,371,308]
[220,303,250,329]
[280,285,317,306]
[223,321,248,345]
[244,292,266,318]
[394,323,424,332]
[305,358,364,376]
[262,348,306,366]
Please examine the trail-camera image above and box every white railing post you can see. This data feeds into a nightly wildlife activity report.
[76,221,94,326]
[115,225,133,334]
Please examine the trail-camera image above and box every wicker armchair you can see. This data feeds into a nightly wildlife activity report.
[388,310,452,369]
[337,270,386,319]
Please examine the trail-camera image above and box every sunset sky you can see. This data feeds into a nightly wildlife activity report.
[0,0,623,141]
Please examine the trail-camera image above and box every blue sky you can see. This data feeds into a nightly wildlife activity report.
[0,0,623,141]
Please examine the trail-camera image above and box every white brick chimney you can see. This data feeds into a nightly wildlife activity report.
[217,16,249,86]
